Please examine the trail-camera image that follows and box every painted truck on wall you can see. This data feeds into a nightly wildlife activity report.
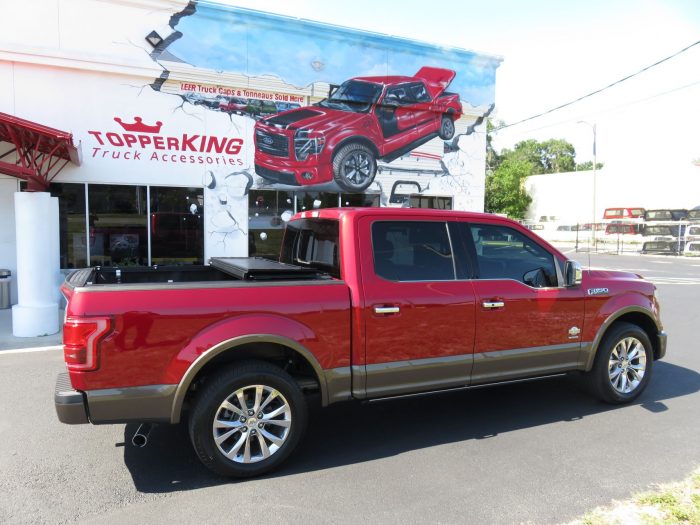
[253,67,461,191]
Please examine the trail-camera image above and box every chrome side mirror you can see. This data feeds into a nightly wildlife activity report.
[565,260,583,287]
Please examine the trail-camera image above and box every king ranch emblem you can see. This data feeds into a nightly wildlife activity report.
[86,116,245,167]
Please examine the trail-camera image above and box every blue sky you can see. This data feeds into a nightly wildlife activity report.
[167,3,500,107]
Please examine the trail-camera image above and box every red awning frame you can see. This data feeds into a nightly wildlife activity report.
[0,112,81,191]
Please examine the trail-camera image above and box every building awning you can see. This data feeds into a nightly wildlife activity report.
[0,112,81,191]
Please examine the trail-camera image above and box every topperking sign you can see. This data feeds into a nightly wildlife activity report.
[87,116,245,167]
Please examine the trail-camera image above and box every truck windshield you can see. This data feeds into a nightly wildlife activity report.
[280,219,340,278]
[318,80,382,113]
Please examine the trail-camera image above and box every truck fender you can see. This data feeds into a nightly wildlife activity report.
[168,315,326,423]
[584,303,661,371]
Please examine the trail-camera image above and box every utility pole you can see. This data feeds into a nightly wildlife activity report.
[578,121,597,248]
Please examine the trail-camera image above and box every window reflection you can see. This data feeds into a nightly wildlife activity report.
[248,190,294,258]
[88,185,147,266]
[341,193,380,207]
[150,187,203,265]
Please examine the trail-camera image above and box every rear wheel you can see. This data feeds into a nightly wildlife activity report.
[332,142,377,192]
[188,360,308,477]
[586,322,653,404]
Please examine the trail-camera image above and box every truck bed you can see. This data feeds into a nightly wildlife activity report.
[64,258,329,288]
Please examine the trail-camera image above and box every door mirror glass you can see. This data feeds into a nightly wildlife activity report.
[565,260,583,287]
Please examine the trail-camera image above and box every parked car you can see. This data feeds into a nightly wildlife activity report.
[275,102,301,113]
[644,209,688,222]
[219,97,249,114]
[642,240,683,254]
[246,99,278,118]
[642,224,687,240]
[602,208,645,221]
[685,224,700,241]
[605,223,643,235]
[686,209,700,222]
[55,208,666,478]
[254,66,462,191]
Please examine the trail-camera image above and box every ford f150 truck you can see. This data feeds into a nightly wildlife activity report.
[55,208,667,478]
[254,67,461,192]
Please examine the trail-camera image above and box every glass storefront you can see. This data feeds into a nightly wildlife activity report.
[150,186,204,264]
[248,190,294,258]
[33,183,417,268]
[53,183,88,268]
[88,185,148,266]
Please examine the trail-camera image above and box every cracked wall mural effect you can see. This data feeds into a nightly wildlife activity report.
[77,1,499,259]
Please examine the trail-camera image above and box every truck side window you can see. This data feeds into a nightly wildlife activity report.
[371,221,455,281]
[280,219,340,278]
[469,224,558,287]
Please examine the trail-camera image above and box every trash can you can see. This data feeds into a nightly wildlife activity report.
[0,269,11,309]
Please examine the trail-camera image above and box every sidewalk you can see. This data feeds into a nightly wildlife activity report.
[0,308,63,351]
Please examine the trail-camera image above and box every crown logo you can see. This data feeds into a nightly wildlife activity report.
[114,116,163,133]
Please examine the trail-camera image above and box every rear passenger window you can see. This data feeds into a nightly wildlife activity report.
[372,221,455,281]
[469,224,558,287]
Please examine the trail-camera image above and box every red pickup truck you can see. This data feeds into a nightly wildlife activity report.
[55,208,666,477]
[254,67,461,192]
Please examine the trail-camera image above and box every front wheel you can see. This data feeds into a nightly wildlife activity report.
[586,322,653,404]
[438,114,455,140]
[332,142,377,192]
[188,361,308,478]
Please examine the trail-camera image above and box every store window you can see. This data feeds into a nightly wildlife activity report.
[88,185,147,266]
[410,195,452,209]
[341,193,380,207]
[150,186,204,264]
[248,190,295,258]
[296,191,339,211]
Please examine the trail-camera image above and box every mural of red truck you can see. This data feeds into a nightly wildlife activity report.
[254,67,461,192]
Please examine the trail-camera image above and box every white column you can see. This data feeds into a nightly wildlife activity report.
[50,196,62,303]
[12,191,59,337]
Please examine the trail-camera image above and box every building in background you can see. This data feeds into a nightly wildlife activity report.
[0,0,501,308]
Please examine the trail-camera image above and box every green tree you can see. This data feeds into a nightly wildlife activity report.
[484,158,533,218]
[575,160,605,171]
[498,139,576,175]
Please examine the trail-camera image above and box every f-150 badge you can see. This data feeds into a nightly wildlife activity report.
[587,287,609,296]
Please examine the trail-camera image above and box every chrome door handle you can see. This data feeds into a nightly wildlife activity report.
[482,301,504,309]
[374,306,400,315]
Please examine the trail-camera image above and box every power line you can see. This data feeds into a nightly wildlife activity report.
[507,78,700,135]
[493,39,700,132]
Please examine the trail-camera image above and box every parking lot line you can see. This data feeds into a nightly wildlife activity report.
[0,345,62,355]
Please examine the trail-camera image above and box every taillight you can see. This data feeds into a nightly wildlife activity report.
[63,317,111,371]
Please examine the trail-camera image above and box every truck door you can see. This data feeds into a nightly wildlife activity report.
[454,221,585,384]
[358,217,476,398]
[376,84,416,145]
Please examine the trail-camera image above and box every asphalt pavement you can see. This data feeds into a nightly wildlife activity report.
[1,252,698,524]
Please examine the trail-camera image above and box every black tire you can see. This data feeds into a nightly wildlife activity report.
[586,322,654,404]
[332,142,377,192]
[188,360,308,478]
[438,114,455,140]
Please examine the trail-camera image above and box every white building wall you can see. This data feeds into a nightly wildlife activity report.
[525,167,700,224]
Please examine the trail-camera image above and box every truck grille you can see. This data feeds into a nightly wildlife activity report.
[255,130,289,157]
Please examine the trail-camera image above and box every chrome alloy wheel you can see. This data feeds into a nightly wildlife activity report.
[608,337,647,394]
[342,152,372,186]
[212,385,292,464]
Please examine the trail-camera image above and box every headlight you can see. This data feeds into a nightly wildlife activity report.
[294,129,325,160]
